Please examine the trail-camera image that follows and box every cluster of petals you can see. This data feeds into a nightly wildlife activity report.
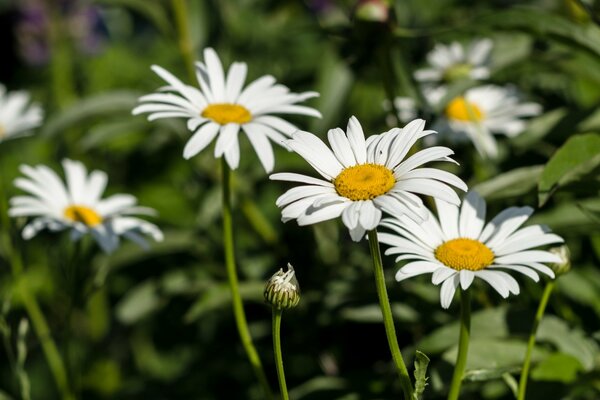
[133,48,321,172]
[271,116,467,241]
[378,191,563,308]
[9,159,163,253]
[0,83,43,143]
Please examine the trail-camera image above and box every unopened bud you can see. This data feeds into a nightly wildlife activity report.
[264,264,300,310]
[549,245,571,276]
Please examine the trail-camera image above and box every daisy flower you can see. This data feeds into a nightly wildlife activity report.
[0,84,43,143]
[270,116,467,241]
[132,48,321,173]
[415,38,493,85]
[378,191,564,309]
[9,159,163,253]
[426,85,541,158]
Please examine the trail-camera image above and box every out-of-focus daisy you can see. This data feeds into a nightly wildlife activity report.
[133,48,321,173]
[9,159,163,253]
[270,116,467,241]
[0,84,43,143]
[415,39,493,85]
[378,191,563,309]
[427,85,541,158]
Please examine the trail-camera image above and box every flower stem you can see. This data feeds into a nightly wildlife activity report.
[221,158,274,400]
[272,308,289,400]
[170,0,197,82]
[10,249,74,400]
[367,230,413,398]
[447,288,471,400]
[517,281,555,400]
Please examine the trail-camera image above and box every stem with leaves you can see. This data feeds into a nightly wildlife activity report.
[367,230,413,398]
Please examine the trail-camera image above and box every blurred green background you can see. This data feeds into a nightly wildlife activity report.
[1,0,600,399]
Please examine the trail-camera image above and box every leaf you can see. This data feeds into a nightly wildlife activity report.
[115,281,164,325]
[531,353,583,383]
[40,91,141,138]
[288,376,349,399]
[474,165,543,201]
[536,315,599,370]
[418,307,509,354]
[477,8,600,58]
[538,133,600,206]
[443,339,549,370]
[511,108,568,148]
[340,303,419,323]
[463,366,520,382]
[412,350,430,400]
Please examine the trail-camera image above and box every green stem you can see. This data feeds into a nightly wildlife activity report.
[367,230,413,398]
[517,281,555,400]
[221,158,274,400]
[11,251,74,400]
[448,288,471,400]
[272,308,289,400]
[170,0,197,82]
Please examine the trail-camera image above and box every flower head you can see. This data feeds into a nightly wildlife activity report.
[9,159,163,253]
[264,263,301,310]
[426,85,541,158]
[378,191,564,308]
[270,116,467,241]
[415,39,493,85]
[133,48,321,173]
[0,84,43,143]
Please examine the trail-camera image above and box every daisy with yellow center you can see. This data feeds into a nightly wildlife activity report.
[378,191,564,308]
[0,83,43,143]
[415,38,494,85]
[132,48,321,173]
[9,159,163,253]
[427,85,542,158]
[270,116,467,241]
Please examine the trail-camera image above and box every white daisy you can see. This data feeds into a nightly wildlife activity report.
[378,191,564,309]
[270,116,467,241]
[9,159,163,253]
[415,38,493,84]
[0,84,43,143]
[132,48,321,173]
[426,85,541,158]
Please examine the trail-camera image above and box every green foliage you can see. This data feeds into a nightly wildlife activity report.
[412,350,430,400]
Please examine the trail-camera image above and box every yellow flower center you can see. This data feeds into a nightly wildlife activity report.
[201,103,252,125]
[443,63,472,82]
[334,163,395,201]
[434,238,495,271]
[64,205,103,227]
[445,97,484,122]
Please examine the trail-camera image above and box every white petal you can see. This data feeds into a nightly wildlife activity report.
[225,62,247,102]
[435,198,460,240]
[269,172,333,187]
[459,191,486,239]
[346,116,367,164]
[243,125,275,173]
[214,123,239,157]
[358,200,382,231]
[203,48,226,102]
[440,275,460,309]
[328,128,356,167]
[459,270,475,290]
[183,122,220,159]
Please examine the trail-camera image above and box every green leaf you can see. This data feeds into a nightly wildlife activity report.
[512,108,568,148]
[412,350,430,400]
[115,281,164,325]
[443,339,549,370]
[536,315,599,370]
[288,376,349,399]
[538,133,600,206]
[531,353,583,383]
[477,8,600,58]
[474,165,543,201]
[340,303,419,323]
[463,366,520,382]
[40,91,141,138]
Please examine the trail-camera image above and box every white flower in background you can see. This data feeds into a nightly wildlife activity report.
[9,159,163,253]
[0,84,43,143]
[133,48,321,173]
[415,38,493,84]
[425,85,542,158]
[271,116,467,241]
[378,191,563,309]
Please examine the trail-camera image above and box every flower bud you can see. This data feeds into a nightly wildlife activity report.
[264,264,300,310]
[549,245,571,276]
